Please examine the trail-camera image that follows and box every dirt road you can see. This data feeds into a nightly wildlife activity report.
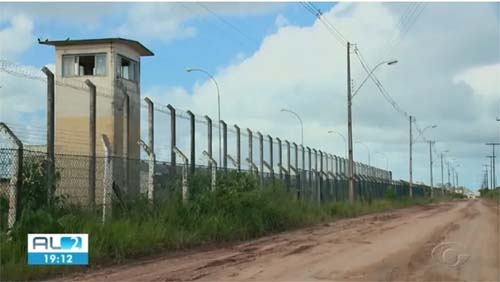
[69,199,499,281]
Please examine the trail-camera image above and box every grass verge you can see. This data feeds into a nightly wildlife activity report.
[1,173,446,281]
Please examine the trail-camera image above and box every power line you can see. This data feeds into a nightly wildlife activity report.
[299,2,348,48]
[382,3,427,60]
[306,2,349,43]
[354,47,436,146]
[196,3,260,48]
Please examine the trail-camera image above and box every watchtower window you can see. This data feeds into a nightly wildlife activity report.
[78,55,94,75]
[62,53,107,77]
[117,55,138,82]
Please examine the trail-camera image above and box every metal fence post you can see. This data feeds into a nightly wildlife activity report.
[325,153,329,174]
[258,132,264,187]
[277,138,282,180]
[293,143,298,176]
[101,135,112,223]
[313,149,318,201]
[268,135,274,179]
[84,80,96,210]
[235,125,241,171]
[319,150,324,201]
[42,67,55,205]
[293,142,299,198]
[205,116,212,169]
[0,123,23,230]
[167,104,176,171]
[187,110,195,174]
[174,147,189,204]
[286,140,291,172]
[144,97,154,154]
[313,149,318,171]
[203,151,217,191]
[138,140,155,202]
[286,140,291,188]
[221,120,228,171]
[307,147,312,194]
[334,155,338,174]
[300,145,307,197]
[247,128,253,169]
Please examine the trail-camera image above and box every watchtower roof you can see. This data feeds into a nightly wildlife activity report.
[39,37,154,56]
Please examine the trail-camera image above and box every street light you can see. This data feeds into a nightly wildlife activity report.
[355,141,371,166]
[375,151,388,171]
[415,125,438,143]
[328,130,347,158]
[352,59,398,98]
[409,122,437,198]
[280,109,304,145]
[346,56,398,203]
[186,68,221,166]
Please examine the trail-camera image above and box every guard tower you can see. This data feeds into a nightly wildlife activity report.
[40,38,154,199]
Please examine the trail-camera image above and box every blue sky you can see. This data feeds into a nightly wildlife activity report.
[1,2,499,190]
[10,2,335,91]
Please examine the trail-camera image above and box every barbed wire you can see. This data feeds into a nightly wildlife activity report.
[1,59,115,99]
[2,59,387,173]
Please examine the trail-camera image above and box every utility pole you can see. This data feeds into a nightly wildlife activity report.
[483,164,490,189]
[486,155,495,189]
[347,42,354,203]
[451,168,457,190]
[440,153,444,187]
[409,115,413,198]
[485,143,499,189]
[447,161,451,189]
[428,141,435,196]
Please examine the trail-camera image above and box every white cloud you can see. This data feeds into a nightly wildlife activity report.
[0,64,47,146]
[116,4,197,43]
[145,3,499,189]
[115,3,282,43]
[0,15,36,60]
[454,64,499,98]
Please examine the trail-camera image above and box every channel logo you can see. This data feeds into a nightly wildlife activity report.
[27,234,88,265]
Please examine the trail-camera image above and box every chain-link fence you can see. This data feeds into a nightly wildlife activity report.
[0,64,446,230]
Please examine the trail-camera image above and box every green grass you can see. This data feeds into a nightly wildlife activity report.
[481,188,500,203]
[0,172,443,281]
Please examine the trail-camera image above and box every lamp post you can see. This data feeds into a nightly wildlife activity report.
[186,68,221,166]
[428,140,435,193]
[351,60,399,98]
[280,109,304,145]
[328,130,347,158]
[440,150,449,188]
[409,123,437,198]
[346,48,398,203]
[355,141,371,166]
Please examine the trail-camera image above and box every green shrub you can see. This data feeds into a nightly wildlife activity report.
[385,186,397,201]
[0,171,440,281]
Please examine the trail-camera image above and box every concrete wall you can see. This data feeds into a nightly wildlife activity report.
[53,42,144,199]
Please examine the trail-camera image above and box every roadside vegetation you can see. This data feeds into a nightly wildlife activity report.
[479,187,500,203]
[0,159,451,281]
